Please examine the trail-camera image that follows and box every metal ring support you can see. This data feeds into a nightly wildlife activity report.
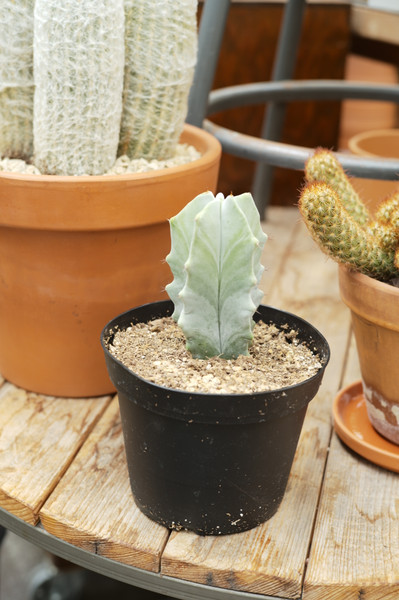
[204,80,399,180]
[0,507,276,600]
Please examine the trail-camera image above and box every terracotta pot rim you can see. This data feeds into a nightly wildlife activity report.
[339,264,399,291]
[348,128,399,158]
[0,124,220,184]
[0,124,222,231]
[338,265,399,331]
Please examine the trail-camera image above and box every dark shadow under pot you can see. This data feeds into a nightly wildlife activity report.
[101,300,330,536]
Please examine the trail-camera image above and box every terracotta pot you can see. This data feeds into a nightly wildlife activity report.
[0,124,221,397]
[338,265,399,444]
[348,129,399,215]
[101,301,330,535]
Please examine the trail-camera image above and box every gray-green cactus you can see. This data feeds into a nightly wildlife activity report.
[0,1,34,161]
[118,0,197,160]
[33,0,125,175]
[299,150,399,281]
[166,191,267,359]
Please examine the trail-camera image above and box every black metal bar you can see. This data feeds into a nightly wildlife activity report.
[252,0,307,214]
[0,507,281,600]
[205,80,399,180]
[186,0,231,127]
[207,80,399,113]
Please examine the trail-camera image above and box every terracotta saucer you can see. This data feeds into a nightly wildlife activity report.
[333,380,399,473]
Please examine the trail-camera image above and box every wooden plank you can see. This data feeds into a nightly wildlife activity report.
[304,340,399,600]
[260,205,299,293]
[161,209,351,596]
[264,212,352,421]
[40,398,170,572]
[0,382,110,525]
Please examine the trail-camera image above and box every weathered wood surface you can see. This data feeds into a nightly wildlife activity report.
[1,207,397,598]
[303,339,399,600]
[160,208,351,597]
[40,398,169,572]
[0,383,110,525]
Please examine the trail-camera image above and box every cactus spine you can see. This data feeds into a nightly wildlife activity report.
[33,0,125,175]
[0,1,34,161]
[166,191,267,359]
[304,148,370,226]
[299,150,399,281]
[118,0,197,160]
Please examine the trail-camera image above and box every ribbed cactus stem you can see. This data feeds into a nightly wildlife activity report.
[299,182,397,280]
[119,0,197,160]
[33,0,125,175]
[0,1,34,161]
[305,148,370,226]
[166,191,267,359]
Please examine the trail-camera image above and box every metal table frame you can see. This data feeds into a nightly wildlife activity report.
[189,0,399,214]
[0,507,278,600]
[204,79,399,179]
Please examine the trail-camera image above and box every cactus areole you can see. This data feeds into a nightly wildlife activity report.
[166,191,268,359]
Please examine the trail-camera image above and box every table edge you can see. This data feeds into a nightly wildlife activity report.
[0,506,290,600]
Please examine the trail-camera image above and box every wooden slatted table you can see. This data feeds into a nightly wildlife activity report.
[1,207,398,600]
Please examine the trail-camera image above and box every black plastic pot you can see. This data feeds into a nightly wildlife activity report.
[101,300,329,536]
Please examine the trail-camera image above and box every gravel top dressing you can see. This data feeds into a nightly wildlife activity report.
[109,316,322,394]
[0,143,201,175]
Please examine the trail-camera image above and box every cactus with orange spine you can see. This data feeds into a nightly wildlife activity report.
[304,148,370,226]
[299,150,399,281]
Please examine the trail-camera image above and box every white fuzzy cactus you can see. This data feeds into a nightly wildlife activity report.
[0,1,34,160]
[166,192,267,359]
[33,0,125,175]
[118,0,197,160]
[2,0,198,174]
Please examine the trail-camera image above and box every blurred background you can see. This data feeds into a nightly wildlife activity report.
[203,0,399,205]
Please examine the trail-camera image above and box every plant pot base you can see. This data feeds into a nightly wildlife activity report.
[333,380,399,472]
[135,494,282,536]
[339,266,399,447]
[364,382,399,445]
[116,386,307,536]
